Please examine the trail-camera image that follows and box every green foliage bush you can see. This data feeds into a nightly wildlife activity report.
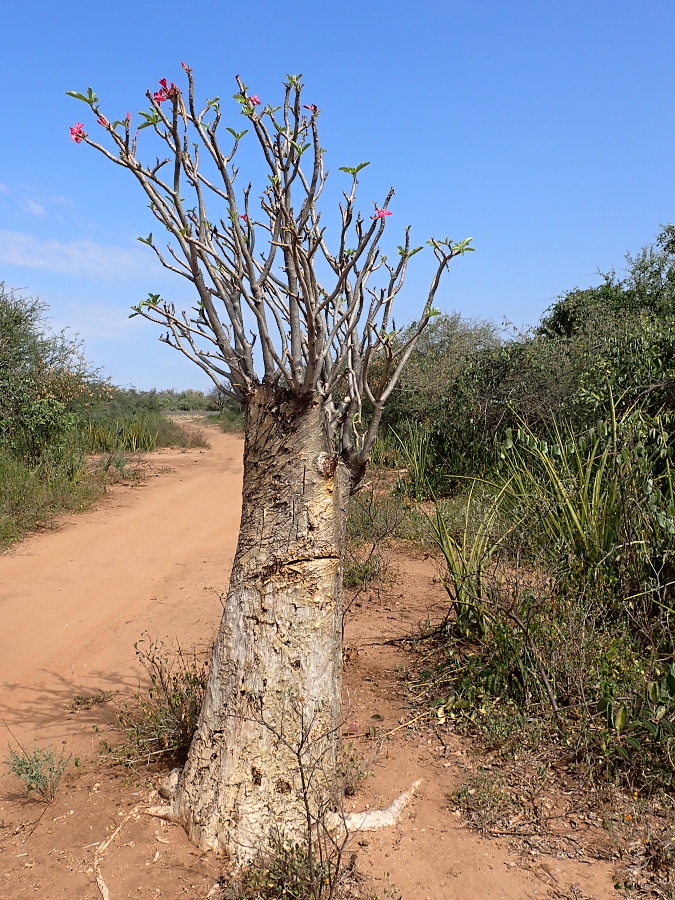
[0,283,101,462]
[0,445,102,548]
[0,285,212,547]
[383,226,675,489]
[425,400,675,792]
[5,740,70,802]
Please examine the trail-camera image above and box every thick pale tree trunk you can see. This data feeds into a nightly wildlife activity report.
[170,385,350,861]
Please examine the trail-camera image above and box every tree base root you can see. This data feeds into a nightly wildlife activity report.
[145,770,423,836]
[341,779,422,832]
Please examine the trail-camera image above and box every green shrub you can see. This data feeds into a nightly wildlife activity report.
[422,402,675,791]
[500,403,675,631]
[223,837,335,900]
[0,446,102,549]
[0,283,101,463]
[210,404,245,433]
[5,741,70,802]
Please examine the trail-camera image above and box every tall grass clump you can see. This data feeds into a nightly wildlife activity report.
[84,410,208,452]
[423,399,675,792]
[392,423,435,500]
[501,401,675,630]
[0,445,102,549]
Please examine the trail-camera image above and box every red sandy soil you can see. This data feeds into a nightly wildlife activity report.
[0,427,621,899]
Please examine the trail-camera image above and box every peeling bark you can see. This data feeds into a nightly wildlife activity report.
[171,385,349,861]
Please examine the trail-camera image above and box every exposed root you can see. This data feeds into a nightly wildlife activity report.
[342,779,422,832]
[158,767,181,801]
[145,803,177,820]
[146,773,421,843]
[92,805,140,900]
[145,768,181,821]
[95,872,111,900]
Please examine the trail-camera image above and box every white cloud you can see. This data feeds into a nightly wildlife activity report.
[0,230,150,280]
[21,198,47,217]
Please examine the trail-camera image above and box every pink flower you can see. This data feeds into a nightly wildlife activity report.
[249,95,261,106]
[69,123,87,143]
[153,79,179,105]
[181,61,191,72]
[96,116,109,128]
[372,208,392,219]
[239,214,248,222]
[125,112,131,125]
[303,104,317,112]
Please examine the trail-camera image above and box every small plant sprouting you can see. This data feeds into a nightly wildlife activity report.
[5,740,70,802]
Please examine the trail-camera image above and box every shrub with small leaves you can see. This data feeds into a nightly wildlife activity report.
[5,741,70,801]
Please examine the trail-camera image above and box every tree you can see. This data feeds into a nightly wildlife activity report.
[68,69,472,861]
[0,283,94,461]
[537,226,675,420]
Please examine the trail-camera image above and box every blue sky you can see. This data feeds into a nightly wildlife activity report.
[2,0,674,390]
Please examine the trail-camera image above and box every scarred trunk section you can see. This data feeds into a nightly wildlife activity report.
[171,385,349,861]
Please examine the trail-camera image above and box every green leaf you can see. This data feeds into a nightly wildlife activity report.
[397,245,424,258]
[66,87,98,106]
[137,234,153,245]
[614,704,628,731]
[138,109,162,130]
[226,127,248,140]
[339,161,370,176]
[289,140,310,155]
[451,237,475,255]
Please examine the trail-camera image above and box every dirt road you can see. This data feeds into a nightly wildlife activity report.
[0,431,243,752]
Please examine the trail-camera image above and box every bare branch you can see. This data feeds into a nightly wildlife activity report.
[69,71,471,475]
